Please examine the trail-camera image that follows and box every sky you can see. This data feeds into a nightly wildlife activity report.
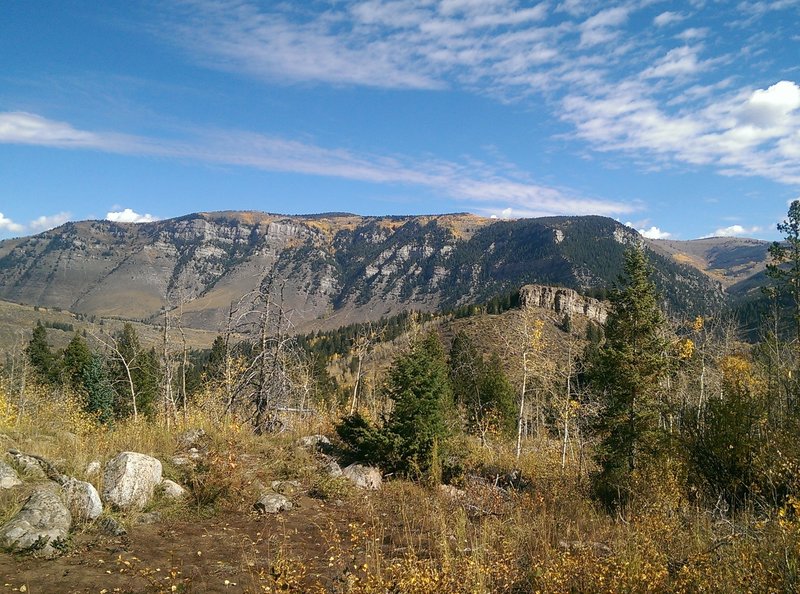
[1,0,799,241]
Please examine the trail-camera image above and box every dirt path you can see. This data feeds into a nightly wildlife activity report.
[0,494,364,594]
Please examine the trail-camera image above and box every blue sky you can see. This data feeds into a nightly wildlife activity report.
[1,0,799,240]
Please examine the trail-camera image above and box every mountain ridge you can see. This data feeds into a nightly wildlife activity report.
[0,211,745,334]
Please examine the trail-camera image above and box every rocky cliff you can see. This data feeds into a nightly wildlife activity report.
[0,211,723,333]
[519,284,607,324]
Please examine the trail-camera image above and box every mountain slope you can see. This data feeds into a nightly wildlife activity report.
[0,212,725,333]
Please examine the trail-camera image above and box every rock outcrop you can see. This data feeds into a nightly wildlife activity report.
[519,284,607,324]
[103,452,163,511]
[0,485,71,558]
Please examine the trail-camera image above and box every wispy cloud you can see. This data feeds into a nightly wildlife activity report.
[704,224,762,237]
[29,212,72,232]
[106,208,160,223]
[150,0,800,192]
[0,212,24,233]
[0,110,634,219]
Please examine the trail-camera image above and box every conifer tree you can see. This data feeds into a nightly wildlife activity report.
[27,321,57,384]
[82,353,115,423]
[590,245,669,508]
[62,333,92,391]
[384,331,452,481]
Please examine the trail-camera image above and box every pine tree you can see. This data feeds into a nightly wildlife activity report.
[27,321,58,384]
[590,245,669,509]
[384,331,452,481]
[62,333,92,391]
[82,353,115,423]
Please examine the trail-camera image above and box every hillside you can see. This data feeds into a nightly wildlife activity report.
[0,212,725,336]
[648,236,770,291]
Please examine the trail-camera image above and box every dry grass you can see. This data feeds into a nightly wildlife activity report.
[1,382,799,593]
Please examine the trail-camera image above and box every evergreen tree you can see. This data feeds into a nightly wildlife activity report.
[337,331,453,482]
[767,199,800,344]
[82,353,114,423]
[27,321,58,384]
[384,331,453,481]
[590,246,669,509]
[62,333,92,391]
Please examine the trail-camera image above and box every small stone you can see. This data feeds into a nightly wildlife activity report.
[160,479,188,500]
[298,434,331,449]
[254,493,293,514]
[271,480,301,495]
[323,459,343,477]
[97,516,127,536]
[85,461,101,476]
[342,464,382,490]
[135,512,161,525]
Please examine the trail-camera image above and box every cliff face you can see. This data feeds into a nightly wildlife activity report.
[519,284,607,324]
[0,212,722,333]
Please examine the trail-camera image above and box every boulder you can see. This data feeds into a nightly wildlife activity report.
[160,479,188,500]
[0,460,22,489]
[0,485,71,558]
[342,464,382,490]
[254,493,293,514]
[8,451,46,479]
[102,452,163,511]
[61,476,103,522]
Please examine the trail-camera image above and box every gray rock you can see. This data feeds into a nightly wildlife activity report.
[102,452,163,511]
[0,460,22,489]
[254,493,293,514]
[323,459,343,477]
[298,434,331,449]
[85,461,101,476]
[0,485,71,558]
[135,511,161,525]
[171,456,191,467]
[160,479,188,500]
[61,476,103,522]
[342,464,382,490]
[97,516,127,536]
[8,452,46,479]
[177,428,207,450]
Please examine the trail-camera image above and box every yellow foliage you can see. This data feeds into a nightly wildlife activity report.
[692,315,704,333]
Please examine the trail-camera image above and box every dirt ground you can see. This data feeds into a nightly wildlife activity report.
[0,494,366,594]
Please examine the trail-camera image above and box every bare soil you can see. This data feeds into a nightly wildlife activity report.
[0,494,363,594]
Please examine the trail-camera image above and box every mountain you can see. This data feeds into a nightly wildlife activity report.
[0,211,727,334]
[647,236,771,293]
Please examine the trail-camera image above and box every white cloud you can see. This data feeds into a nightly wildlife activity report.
[579,6,630,47]
[0,212,24,233]
[627,223,672,239]
[706,224,762,237]
[29,212,72,232]
[653,11,686,27]
[0,110,635,219]
[641,46,709,79]
[106,208,160,223]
